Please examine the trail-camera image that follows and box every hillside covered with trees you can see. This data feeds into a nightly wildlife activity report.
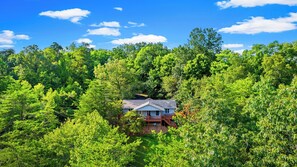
[0,28,296,166]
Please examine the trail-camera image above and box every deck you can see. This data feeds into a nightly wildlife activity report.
[145,114,177,128]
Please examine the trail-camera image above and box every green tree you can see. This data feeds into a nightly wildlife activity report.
[188,28,223,56]
[65,44,93,90]
[243,77,297,166]
[90,49,112,65]
[76,79,121,125]
[146,53,176,98]
[94,59,139,99]
[134,44,169,82]
[161,76,179,98]
[183,53,211,79]
[0,81,58,166]
[119,110,145,135]
[262,54,293,86]
[9,45,45,86]
[41,112,141,167]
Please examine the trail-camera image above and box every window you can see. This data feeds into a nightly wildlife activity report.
[165,109,170,114]
[156,111,160,116]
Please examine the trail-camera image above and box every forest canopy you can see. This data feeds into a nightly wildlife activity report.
[0,28,296,166]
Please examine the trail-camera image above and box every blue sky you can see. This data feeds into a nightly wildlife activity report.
[1,0,297,53]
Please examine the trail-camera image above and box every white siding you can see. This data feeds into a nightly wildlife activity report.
[161,108,176,115]
[148,111,161,116]
[137,105,162,111]
[123,105,176,118]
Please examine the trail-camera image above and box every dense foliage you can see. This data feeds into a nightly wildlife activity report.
[0,28,296,166]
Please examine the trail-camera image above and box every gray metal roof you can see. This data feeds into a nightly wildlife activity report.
[123,98,177,109]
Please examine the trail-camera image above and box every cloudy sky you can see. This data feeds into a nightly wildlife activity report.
[1,0,297,52]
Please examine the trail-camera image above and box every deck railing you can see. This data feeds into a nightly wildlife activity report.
[145,114,174,121]
[145,115,161,122]
[145,114,177,128]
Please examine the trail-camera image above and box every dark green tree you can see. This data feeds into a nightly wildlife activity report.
[188,28,223,56]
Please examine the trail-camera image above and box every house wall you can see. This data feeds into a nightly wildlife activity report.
[137,105,162,111]
[161,108,175,115]
[124,108,176,116]
[137,111,160,117]
[123,106,176,117]
[147,111,161,117]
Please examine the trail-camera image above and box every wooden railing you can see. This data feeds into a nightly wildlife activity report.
[145,115,162,122]
[162,114,173,120]
[145,114,177,128]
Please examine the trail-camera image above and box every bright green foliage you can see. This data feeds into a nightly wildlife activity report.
[159,53,177,77]
[65,45,93,89]
[171,46,194,81]
[0,81,58,166]
[210,49,240,74]
[161,76,179,98]
[111,42,148,61]
[94,59,139,99]
[134,44,169,82]
[146,123,244,167]
[90,49,112,65]
[244,77,297,166]
[9,45,45,86]
[262,54,293,86]
[188,28,223,56]
[0,29,297,166]
[147,46,296,165]
[183,54,211,79]
[119,110,145,135]
[174,78,198,104]
[41,112,140,167]
[77,79,121,125]
[146,53,177,98]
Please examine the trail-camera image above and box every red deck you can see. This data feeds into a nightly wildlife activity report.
[145,114,177,128]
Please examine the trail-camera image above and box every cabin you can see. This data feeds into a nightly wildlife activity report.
[123,98,177,131]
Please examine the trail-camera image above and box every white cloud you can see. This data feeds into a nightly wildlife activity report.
[222,43,246,54]
[90,21,120,28]
[14,34,30,40]
[0,30,30,48]
[114,7,123,11]
[0,38,13,44]
[76,38,92,44]
[222,43,244,49]
[88,44,96,49]
[217,0,297,9]
[86,27,121,36]
[126,21,146,28]
[219,13,297,34]
[75,38,96,48]
[39,8,90,23]
[234,49,246,54]
[0,45,14,48]
[111,34,167,45]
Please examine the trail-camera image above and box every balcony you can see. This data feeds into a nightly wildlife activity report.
[145,115,162,122]
[145,114,176,128]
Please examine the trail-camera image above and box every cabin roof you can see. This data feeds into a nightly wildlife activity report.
[123,98,177,109]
